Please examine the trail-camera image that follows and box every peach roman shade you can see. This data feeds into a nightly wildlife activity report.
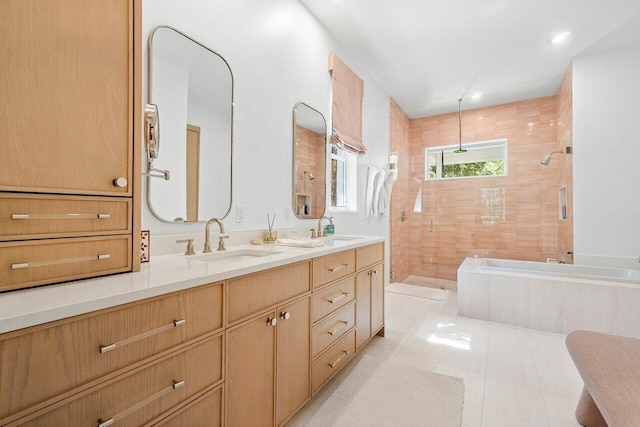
[329,53,366,155]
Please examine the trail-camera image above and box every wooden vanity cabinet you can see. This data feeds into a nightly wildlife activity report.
[12,335,223,427]
[0,0,136,196]
[151,385,224,426]
[0,241,385,426]
[226,296,311,427]
[276,297,311,426]
[225,261,312,427]
[226,310,277,427]
[355,243,385,350]
[0,282,224,426]
[0,0,142,291]
[356,262,385,350]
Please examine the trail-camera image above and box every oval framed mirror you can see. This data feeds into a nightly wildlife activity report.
[292,103,327,219]
[146,26,233,223]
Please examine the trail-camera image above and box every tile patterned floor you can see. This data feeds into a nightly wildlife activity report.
[287,291,584,427]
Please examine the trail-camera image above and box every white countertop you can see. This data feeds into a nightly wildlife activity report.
[0,235,385,334]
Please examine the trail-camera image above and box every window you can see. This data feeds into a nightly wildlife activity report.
[331,146,357,210]
[425,139,507,180]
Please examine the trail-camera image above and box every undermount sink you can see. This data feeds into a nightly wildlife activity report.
[192,249,281,263]
[323,235,363,241]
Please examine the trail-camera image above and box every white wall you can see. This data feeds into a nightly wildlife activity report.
[573,44,640,260]
[142,0,390,248]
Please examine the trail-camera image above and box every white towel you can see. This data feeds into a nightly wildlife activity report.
[377,172,394,216]
[276,238,325,248]
[365,165,382,218]
[372,169,387,216]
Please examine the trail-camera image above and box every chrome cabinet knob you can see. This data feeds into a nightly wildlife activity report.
[267,317,278,326]
[280,311,291,320]
[113,177,128,188]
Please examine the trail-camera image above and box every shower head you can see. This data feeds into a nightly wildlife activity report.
[540,150,565,165]
[304,171,315,180]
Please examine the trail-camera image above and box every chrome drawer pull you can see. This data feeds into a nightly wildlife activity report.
[11,254,111,271]
[99,343,117,354]
[328,263,350,272]
[328,320,350,336]
[11,263,29,270]
[11,213,112,220]
[329,350,350,368]
[99,319,186,354]
[97,379,184,426]
[328,292,349,304]
[98,418,114,427]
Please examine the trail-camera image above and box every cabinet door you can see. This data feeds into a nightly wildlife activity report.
[355,270,371,350]
[276,297,310,426]
[0,0,133,196]
[226,311,276,427]
[370,263,385,334]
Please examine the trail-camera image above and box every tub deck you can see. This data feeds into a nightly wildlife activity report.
[458,257,640,338]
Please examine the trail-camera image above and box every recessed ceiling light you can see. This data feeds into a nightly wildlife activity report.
[471,92,482,101]
[551,31,571,45]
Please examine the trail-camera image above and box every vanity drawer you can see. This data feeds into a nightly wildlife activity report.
[0,236,132,292]
[312,249,356,289]
[312,303,355,359]
[356,242,384,270]
[312,276,355,323]
[0,282,223,423]
[227,261,310,324]
[152,385,223,426]
[312,330,356,394]
[13,335,224,427]
[0,193,131,241]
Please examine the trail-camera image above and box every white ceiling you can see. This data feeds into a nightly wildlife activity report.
[299,0,640,118]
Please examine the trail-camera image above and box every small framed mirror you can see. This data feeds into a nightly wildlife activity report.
[146,26,233,223]
[292,103,327,219]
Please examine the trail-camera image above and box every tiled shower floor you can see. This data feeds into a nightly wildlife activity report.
[402,274,458,292]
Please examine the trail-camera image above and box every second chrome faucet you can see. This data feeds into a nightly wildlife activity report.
[204,218,228,252]
[317,216,334,237]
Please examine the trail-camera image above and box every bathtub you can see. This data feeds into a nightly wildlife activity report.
[457,257,640,338]
[480,258,640,285]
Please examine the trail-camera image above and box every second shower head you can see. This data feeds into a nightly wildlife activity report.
[540,147,572,165]
[304,171,315,180]
[540,152,558,165]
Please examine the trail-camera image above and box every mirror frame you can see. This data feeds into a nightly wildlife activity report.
[146,25,234,223]
[292,102,327,219]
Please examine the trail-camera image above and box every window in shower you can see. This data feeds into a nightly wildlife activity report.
[425,139,507,180]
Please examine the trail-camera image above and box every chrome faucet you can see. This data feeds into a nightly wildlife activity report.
[317,216,334,237]
[204,218,227,252]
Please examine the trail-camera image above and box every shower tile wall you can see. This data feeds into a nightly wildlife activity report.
[390,99,412,282]
[294,125,326,218]
[391,95,572,283]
